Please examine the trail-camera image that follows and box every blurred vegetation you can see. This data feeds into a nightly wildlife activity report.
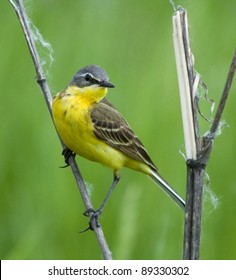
[0,0,235,260]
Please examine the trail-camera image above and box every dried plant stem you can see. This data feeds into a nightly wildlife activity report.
[173,7,236,259]
[9,0,112,260]
[173,8,203,260]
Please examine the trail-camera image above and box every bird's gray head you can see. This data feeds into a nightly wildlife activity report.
[69,65,115,88]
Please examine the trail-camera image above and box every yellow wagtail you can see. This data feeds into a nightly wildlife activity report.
[52,65,185,223]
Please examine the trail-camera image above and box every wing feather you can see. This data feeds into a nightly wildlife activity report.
[90,98,157,172]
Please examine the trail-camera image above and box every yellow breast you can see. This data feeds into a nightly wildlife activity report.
[52,86,129,171]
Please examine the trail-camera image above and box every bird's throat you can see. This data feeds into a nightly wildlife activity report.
[66,85,108,105]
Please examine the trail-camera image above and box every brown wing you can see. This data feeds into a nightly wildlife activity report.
[90,98,157,172]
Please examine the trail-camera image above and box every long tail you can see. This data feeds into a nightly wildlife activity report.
[148,170,185,211]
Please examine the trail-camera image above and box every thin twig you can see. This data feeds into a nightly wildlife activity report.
[201,48,236,165]
[210,49,236,135]
[9,0,112,260]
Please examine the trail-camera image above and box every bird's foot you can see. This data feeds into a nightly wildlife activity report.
[60,147,76,168]
[80,208,101,232]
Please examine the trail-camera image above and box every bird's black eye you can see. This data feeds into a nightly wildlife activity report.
[84,73,93,82]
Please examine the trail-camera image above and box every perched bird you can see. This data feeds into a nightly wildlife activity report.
[52,65,185,224]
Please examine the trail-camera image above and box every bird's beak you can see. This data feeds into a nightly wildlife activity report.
[99,80,115,88]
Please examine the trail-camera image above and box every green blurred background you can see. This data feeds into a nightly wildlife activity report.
[1,0,236,260]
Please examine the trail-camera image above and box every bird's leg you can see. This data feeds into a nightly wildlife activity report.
[60,147,76,168]
[83,171,120,231]
[96,171,120,215]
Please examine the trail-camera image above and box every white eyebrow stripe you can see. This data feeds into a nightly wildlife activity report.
[81,72,101,82]
[82,73,95,79]
[82,72,93,77]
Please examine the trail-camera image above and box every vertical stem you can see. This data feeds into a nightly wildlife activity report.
[173,7,204,259]
[183,166,194,259]
[191,168,204,259]
[183,164,204,260]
